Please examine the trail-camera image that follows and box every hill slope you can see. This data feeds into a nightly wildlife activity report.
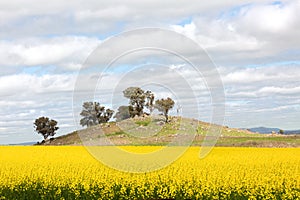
[40,116,300,147]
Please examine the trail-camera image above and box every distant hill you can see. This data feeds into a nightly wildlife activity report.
[9,141,36,146]
[247,127,280,134]
[246,127,300,135]
[284,130,300,135]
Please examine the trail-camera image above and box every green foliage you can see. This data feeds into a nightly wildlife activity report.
[113,130,126,135]
[123,87,146,117]
[155,97,175,123]
[33,117,59,140]
[123,87,156,117]
[80,102,114,127]
[0,176,298,199]
[114,106,131,122]
[135,119,151,126]
[145,90,155,114]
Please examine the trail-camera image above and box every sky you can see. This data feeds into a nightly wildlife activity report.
[0,0,300,144]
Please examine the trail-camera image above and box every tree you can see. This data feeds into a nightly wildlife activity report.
[34,117,59,140]
[114,105,131,122]
[102,108,114,123]
[80,102,114,127]
[155,97,175,123]
[145,90,155,114]
[279,129,284,134]
[123,87,146,117]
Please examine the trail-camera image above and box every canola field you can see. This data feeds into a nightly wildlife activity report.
[0,146,299,199]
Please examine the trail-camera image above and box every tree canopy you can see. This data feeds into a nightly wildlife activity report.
[34,116,59,140]
[114,105,131,122]
[155,97,175,123]
[123,87,146,117]
[145,90,155,114]
[80,102,114,127]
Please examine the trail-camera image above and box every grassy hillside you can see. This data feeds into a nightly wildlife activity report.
[42,116,300,147]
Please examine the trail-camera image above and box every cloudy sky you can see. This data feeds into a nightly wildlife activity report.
[0,0,300,144]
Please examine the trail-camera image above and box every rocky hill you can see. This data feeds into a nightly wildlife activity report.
[40,116,300,147]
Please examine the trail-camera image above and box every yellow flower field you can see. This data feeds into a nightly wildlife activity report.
[0,146,299,199]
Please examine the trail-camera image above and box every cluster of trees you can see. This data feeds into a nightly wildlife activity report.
[79,102,114,127]
[80,86,175,126]
[33,86,175,141]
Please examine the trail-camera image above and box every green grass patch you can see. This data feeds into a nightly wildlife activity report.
[104,130,127,137]
[135,119,151,126]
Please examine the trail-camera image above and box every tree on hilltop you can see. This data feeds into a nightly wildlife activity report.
[155,97,175,123]
[145,90,155,114]
[114,105,131,122]
[80,102,114,127]
[123,87,146,117]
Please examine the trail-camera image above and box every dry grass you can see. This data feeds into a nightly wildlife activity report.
[40,116,300,147]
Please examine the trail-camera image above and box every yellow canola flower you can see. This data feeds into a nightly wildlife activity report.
[0,146,299,199]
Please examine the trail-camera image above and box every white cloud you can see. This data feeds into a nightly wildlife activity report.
[221,65,300,84]
[220,64,300,129]
[172,18,262,52]
[170,1,300,66]
[0,0,274,38]
[171,22,197,40]
[1,63,300,144]
[0,36,100,69]
[1,1,299,69]
[258,86,300,95]
[75,6,131,21]
[0,74,76,97]
[1,0,300,143]
[235,1,298,35]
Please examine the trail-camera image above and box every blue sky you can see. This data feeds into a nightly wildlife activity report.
[0,0,300,144]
